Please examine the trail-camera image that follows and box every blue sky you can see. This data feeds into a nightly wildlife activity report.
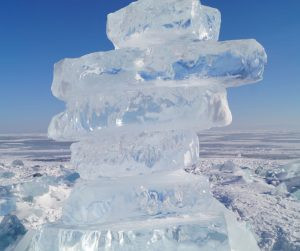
[0,0,299,133]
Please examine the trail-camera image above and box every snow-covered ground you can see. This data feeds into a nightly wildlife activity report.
[195,130,300,250]
[0,131,299,250]
[0,135,74,230]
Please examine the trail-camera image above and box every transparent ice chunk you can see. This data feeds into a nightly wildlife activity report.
[16,181,49,198]
[71,131,199,178]
[277,161,300,194]
[0,215,26,250]
[62,170,211,225]
[49,39,265,140]
[107,0,221,48]
[51,40,266,102]
[29,215,231,251]
[27,172,260,251]
[49,85,232,141]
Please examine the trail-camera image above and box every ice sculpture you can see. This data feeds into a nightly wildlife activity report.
[24,0,267,250]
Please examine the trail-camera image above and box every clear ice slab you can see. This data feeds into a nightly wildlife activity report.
[62,170,211,225]
[49,39,266,140]
[25,0,267,250]
[28,215,231,251]
[70,131,200,178]
[21,171,260,251]
[107,0,221,48]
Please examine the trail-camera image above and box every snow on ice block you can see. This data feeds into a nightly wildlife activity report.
[107,0,221,48]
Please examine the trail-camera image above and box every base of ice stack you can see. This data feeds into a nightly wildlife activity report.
[28,216,229,251]
[17,170,259,251]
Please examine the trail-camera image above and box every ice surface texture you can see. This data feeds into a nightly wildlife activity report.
[49,39,266,140]
[62,170,211,225]
[0,215,26,250]
[71,131,199,178]
[32,0,267,250]
[107,0,221,48]
[30,215,231,251]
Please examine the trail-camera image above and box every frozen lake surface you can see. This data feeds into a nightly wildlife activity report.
[1,130,300,162]
[198,130,300,160]
[0,134,72,162]
[0,131,299,250]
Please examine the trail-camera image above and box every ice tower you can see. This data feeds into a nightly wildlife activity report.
[23,0,267,250]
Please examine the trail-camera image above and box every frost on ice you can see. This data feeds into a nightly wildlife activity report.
[27,0,266,250]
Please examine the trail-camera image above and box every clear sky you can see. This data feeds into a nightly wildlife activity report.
[0,0,299,133]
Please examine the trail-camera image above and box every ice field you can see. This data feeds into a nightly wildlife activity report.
[0,131,299,250]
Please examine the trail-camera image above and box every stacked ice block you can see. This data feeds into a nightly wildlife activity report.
[25,0,267,250]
